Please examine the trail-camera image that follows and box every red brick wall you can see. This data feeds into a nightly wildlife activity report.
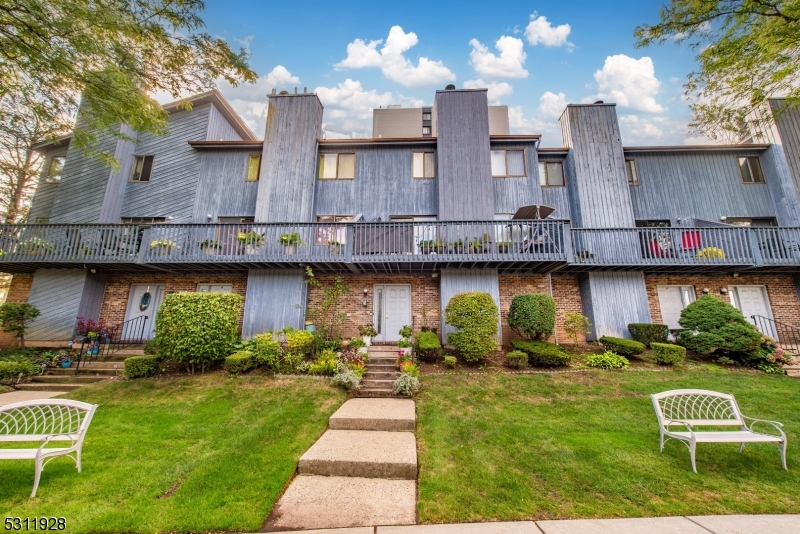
[307,274,440,338]
[645,274,800,330]
[99,272,248,331]
[0,274,34,347]
[498,274,584,345]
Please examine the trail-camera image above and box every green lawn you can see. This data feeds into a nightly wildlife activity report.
[416,367,800,523]
[0,374,345,533]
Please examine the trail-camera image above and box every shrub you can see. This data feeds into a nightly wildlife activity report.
[0,303,40,348]
[416,331,442,362]
[124,355,161,379]
[0,360,39,379]
[443,355,456,368]
[399,361,420,377]
[628,323,669,347]
[445,292,498,362]
[677,295,761,358]
[309,349,338,376]
[586,351,629,370]
[505,350,528,368]
[599,336,645,357]
[348,337,366,349]
[564,311,592,343]
[284,328,314,356]
[511,339,571,367]
[652,343,686,366]
[393,373,420,395]
[332,368,362,390]
[253,333,283,369]
[143,338,159,355]
[225,351,256,374]
[155,293,243,374]
[507,294,556,340]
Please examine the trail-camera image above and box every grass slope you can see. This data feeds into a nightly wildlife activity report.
[0,374,345,533]
[417,367,800,523]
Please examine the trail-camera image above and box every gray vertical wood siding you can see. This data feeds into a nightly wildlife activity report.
[242,268,307,337]
[206,103,244,141]
[121,104,211,222]
[314,144,438,219]
[26,269,87,340]
[627,150,775,222]
[773,100,800,196]
[76,272,108,322]
[28,147,69,222]
[98,125,137,223]
[560,105,635,228]
[439,268,501,343]
[255,95,323,222]
[579,272,651,340]
[435,90,494,220]
[192,150,259,222]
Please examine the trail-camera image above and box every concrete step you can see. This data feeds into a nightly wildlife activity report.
[785,366,800,378]
[15,383,84,392]
[298,430,417,479]
[357,388,397,398]
[26,341,73,348]
[265,475,415,530]
[32,375,107,384]
[366,356,398,363]
[48,368,119,377]
[329,398,415,432]
[113,349,145,356]
[367,346,400,353]
[366,362,396,369]
[364,371,399,380]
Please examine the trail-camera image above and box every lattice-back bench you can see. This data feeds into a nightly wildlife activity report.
[0,399,98,497]
[651,389,787,473]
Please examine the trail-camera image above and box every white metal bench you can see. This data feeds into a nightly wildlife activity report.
[0,399,98,497]
[651,389,787,473]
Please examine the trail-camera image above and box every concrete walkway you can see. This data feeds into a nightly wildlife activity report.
[263,398,418,530]
[0,390,65,406]
[265,515,800,533]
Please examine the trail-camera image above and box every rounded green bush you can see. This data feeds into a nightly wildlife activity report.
[627,323,668,347]
[443,355,457,368]
[507,293,556,340]
[225,351,256,374]
[599,336,645,356]
[677,295,761,358]
[445,292,499,363]
[652,342,686,366]
[416,331,442,362]
[511,339,571,367]
[505,350,528,368]
[586,351,629,370]
[124,355,161,379]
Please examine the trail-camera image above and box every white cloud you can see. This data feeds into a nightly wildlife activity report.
[463,79,514,104]
[619,114,664,141]
[584,55,665,113]
[335,26,455,87]
[508,106,564,146]
[315,78,425,136]
[468,36,528,79]
[538,91,568,119]
[525,13,573,48]
[264,65,301,91]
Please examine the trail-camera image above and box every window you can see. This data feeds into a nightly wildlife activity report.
[319,153,356,179]
[121,217,166,224]
[626,159,639,186]
[738,156,766,183]
[635,220,671,228]
[412,152,436,178]
[197,284,233,293]
[538,161,565,187]
[129,155,154,182]
[422,112,431,121]
[725,217,777,227]
[316,215,352,245]
[246,155,261,181]
[45,156,65,183]
[422,126,432,135]
[34,217,49,224]
[491,150,526,177]
[218,216,255,223]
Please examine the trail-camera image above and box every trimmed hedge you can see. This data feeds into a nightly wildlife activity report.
[652,343,686,366]
[416,331,442,362]
[505,350,528,368]
[124,355,161,379]
[445,292,499,362]
[599,336,645,356]
[225,351,256,374]
[511,339,571,367]
[507,293,556,340]
[0,360,39,380]
[628,323,669,347]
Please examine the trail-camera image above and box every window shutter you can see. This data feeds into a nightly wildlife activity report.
[337,153,356,179]
[424,152,436,178]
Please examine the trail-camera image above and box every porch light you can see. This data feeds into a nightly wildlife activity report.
[363,288,368,295]
[702,288,710,294]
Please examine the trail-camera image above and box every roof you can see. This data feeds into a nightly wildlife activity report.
[623,144,770,153]
[189,134,542,149]
[31,135,72,152]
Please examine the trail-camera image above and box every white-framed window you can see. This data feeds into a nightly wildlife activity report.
[626,159,639,186]
[121,217,166,224]
[538,161,565,187]
[246,154,261,182]
[422,112,432,121]
[738,156,766,184]
[34,217,49,224]
[319,153,356,179]
[45,156,65,183]
[197,283,233,293]
[316,215,352,245]
[491,150,526,177]
[129,155,155,182]
[422,126,432,135]
[412,152,436,178]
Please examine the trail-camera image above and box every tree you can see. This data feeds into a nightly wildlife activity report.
[1,0,256,163]
[635,0,800,140]
[0,302,40,347]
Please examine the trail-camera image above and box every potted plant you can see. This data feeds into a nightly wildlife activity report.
[150,238,179,255]
[497,241,512,254]
[238,231,265,255]
[358,324,377,347]
[449,239,465,254]
[418,239,444,254]
[55,353,73,368]
[15,237,56,256]
[279,232,304,255]
[328,240,343,255]
[198,239,221,257]
[468,236,489,254]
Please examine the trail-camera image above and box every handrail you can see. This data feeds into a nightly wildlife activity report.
[74,315,148,374]
[751,314,800,352]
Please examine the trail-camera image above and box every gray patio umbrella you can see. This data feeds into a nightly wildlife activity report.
[512,204,555,220]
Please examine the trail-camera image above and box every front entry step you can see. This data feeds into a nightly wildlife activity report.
[329,398,415,431]
[15,383,84,392]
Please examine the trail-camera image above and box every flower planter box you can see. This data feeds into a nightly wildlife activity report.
[329,245,342,255]
[283,245,297,255]
[245,245,262,255]
[202,248,219,257]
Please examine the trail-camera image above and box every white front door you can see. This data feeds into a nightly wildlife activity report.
[730,285,776,338]
[124,284,166,340]
[657,285,696,329]
[373,284,411,342]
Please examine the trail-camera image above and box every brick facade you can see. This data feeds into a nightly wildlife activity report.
[307,274,440,339]
[0,274,34,347]
[644,274,800,330]
[498,274,584,345]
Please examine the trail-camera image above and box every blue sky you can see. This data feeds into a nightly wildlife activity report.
[198,0,707,147]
